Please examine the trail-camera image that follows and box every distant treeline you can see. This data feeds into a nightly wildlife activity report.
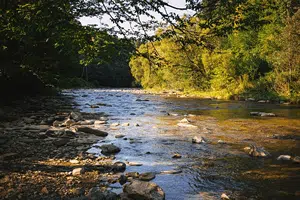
[130,0,299,102]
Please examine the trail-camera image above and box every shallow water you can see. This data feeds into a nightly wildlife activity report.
[63,89,300,200]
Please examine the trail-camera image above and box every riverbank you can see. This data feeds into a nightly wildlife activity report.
[0,95,142,199]
[145,88,299,104]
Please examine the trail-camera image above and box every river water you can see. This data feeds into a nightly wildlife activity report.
[63,89,300,200]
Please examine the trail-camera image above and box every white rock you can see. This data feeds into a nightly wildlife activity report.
[70,159,80,164]
[218,140,226,144]
[72,168,85,176]
[177,123,197,128]
[277,155,291,161]
[192,136,206,144]
[111,123,120,127]
[179,118,190,123]
[122,123,130,126]
[221,193,230,199]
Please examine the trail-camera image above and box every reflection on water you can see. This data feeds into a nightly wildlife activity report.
[63,89,300,200]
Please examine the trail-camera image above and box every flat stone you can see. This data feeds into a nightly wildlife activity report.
[177,123,197,128]
[77,127,108,137]
[250,112,276,117]
[160,170,182,174]
[139,172,156,181]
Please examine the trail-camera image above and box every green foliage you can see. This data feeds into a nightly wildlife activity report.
[130,0,300,102]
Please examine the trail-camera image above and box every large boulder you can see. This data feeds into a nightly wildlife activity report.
[77,127,108,137]
[123,180,165,200]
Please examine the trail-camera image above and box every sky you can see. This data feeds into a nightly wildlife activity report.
[79,0,193,35]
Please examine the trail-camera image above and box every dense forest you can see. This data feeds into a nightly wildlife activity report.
[1,0,299,102]
[130,0,300,102]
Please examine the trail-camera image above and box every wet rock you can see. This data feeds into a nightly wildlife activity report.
[135,123,140,127]
[277,155,291,161]
[126,172,140,178]
[172,153,182,159]
[123,180,165,200]
[101,144,121,155]
[115,134,125,138]
[0,153,18,160]
[292,156,300,164]
[77,127,108,137]
[160,170,182,174]
[72,167,85,176]
[88,187,118,200]
[221,193,230,200]
[245,145,270,157]
[119,174,128,185]
[139,172,156,181]
[192,136,207,144]
[136,98,149,102]
[126,161,143,166]
[250,112,276,117]
[112,162,126,172]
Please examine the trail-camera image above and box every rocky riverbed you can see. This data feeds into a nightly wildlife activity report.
[1,89,300,200]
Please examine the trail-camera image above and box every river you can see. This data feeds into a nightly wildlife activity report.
[63,88,300,200]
